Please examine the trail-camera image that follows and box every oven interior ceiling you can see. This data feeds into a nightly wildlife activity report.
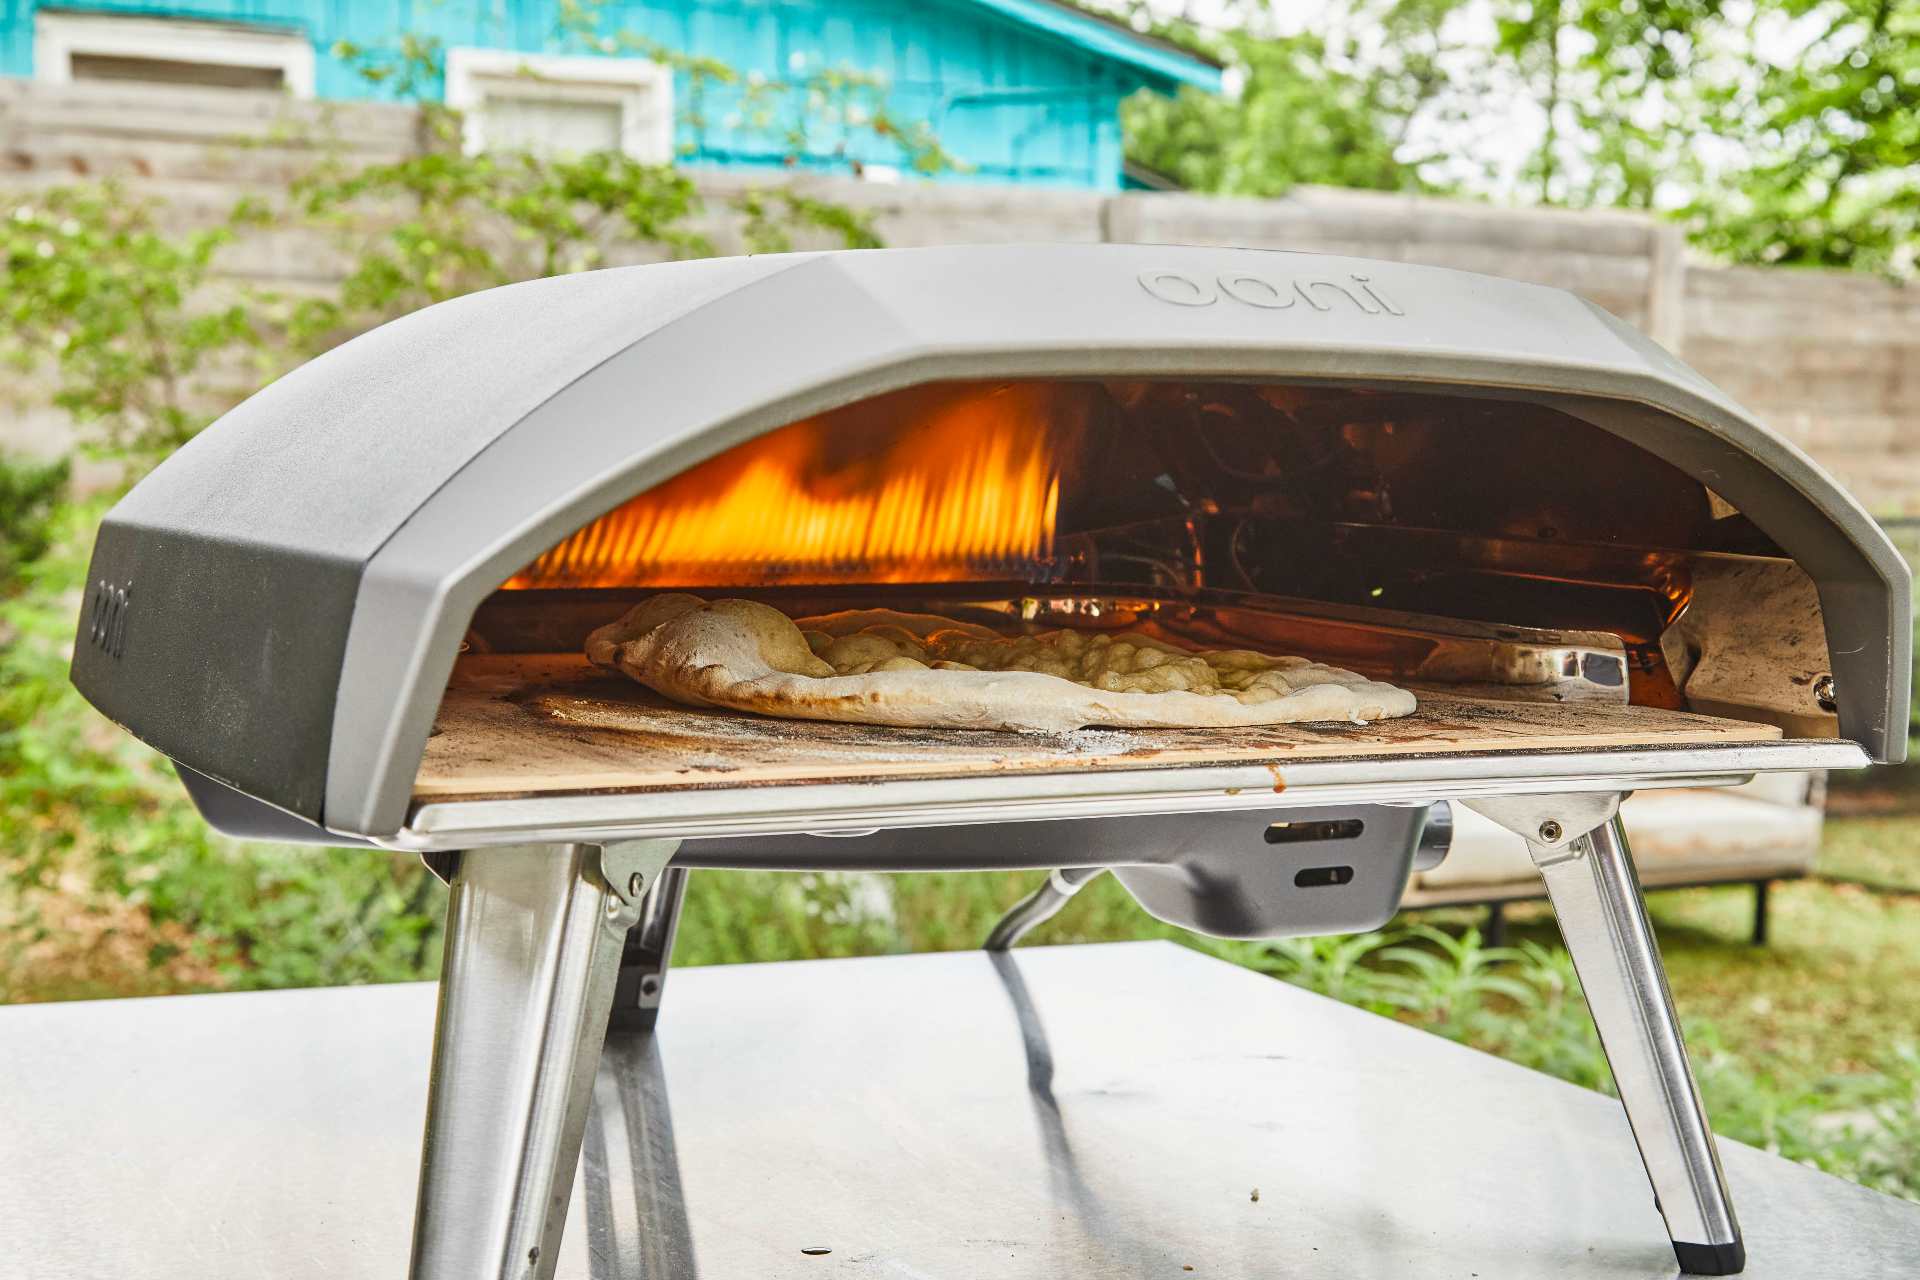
[422,377,1840,806]
[501,378,1784,605]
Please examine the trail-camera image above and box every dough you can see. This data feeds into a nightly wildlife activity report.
[586,595,1417,732]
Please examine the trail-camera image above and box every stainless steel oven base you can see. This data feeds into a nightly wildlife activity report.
[390,739,1870,851]
[412,785,1765,1280]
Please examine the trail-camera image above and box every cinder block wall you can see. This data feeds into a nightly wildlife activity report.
[1682,267,1920,514]
[3,80,1914,512]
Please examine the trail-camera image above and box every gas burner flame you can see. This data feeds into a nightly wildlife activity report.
[508,383,1064,588]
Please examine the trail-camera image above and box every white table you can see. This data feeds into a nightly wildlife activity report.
[2,940,1914,1278]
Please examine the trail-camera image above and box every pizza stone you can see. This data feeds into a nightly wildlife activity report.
[585,594,1417,733]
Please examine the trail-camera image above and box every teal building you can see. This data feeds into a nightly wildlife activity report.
[2,1,1219,189]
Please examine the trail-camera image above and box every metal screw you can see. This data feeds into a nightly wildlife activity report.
[628,872,646,897]
[1813,674,1838,713]
[1538,819,1563,843]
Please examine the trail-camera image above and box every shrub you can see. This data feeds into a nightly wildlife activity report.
[0,451,66,589]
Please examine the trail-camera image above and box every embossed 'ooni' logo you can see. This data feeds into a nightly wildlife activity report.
[1137,267,1405,317]
[88,578,132,659]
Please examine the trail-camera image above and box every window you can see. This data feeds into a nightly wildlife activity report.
[444,49,673,162]
[34,12,315,96]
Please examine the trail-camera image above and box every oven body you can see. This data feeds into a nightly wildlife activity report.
[70,246,1907,846]
[69,246,1910,1280]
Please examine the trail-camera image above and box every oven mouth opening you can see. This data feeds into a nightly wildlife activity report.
[413,375,1841,810]
[470,373,1802,711]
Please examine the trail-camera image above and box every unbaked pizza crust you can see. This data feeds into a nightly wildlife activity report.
[585,594,1417,732]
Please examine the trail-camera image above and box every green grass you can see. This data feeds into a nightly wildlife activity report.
[1431,874,1920,1094]
[675,868,1196,967]
[1818,813,1920,891]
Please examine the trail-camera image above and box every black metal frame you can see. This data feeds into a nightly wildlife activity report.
[1445,874,1799,948]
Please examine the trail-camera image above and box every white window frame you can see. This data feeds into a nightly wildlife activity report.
[443,48,673,163]
[33,11,315,97]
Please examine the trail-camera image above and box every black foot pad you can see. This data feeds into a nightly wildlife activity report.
[1674,1238,1746,1275]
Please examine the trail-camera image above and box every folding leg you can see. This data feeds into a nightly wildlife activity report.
[410,840,677,1280]
[984,866,1106,950]
[1527,810,1745,1275]
[610,865,690,1032]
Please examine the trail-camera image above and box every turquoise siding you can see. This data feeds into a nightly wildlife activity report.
[0,0,1213,189]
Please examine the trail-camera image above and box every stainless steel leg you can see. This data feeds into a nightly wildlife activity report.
[1530,813,1745,1276]
[410,840,677,1280]
[983,866,1106,950]
[610,865,690,1032]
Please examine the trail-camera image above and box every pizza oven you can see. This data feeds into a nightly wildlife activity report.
[69,246,1909,1279]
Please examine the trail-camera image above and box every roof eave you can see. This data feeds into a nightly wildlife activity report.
[967,0,1223,94]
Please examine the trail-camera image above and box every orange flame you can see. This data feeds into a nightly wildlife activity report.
[506,382,1064,588]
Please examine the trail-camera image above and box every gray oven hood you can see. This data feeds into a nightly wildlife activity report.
[69,244,1910,840]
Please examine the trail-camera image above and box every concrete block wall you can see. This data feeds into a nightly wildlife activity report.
[1683,265,1920,514]
[2,80,1914,512]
